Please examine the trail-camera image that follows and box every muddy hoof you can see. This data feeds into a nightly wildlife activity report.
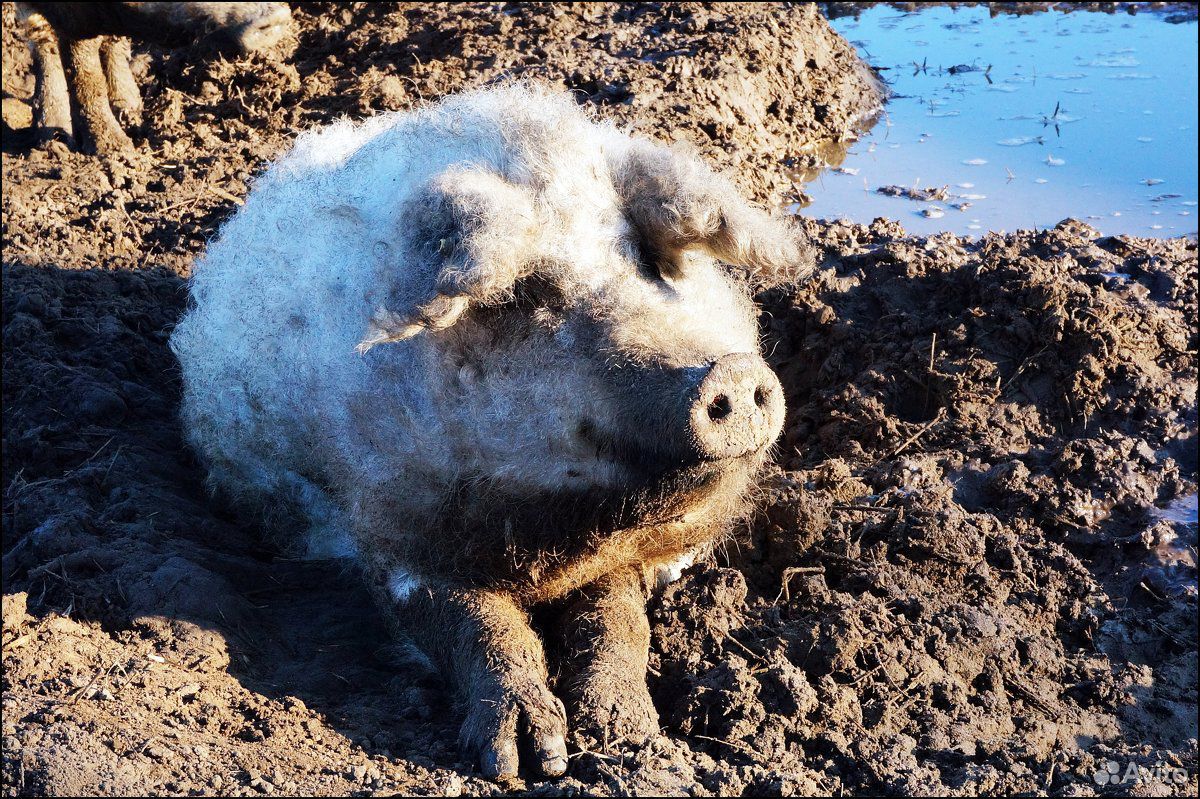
[85,125,134,156]
[568,669,660,752]
[460,671,568,781]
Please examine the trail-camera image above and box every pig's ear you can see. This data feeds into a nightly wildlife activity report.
[611,139,814,286]
[357,169,542,353]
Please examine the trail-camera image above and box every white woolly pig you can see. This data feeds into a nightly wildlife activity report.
[170,82,809,780]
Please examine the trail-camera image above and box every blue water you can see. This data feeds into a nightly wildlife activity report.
[803,5,1199,237]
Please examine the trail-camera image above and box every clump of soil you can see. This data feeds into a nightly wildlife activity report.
[3,2,1197,797]
[875,184,950,202]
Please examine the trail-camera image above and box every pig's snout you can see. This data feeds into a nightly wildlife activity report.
[689,354,784,461]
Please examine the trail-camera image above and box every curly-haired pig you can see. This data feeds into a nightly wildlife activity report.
[17,2,292,153]
[170,82,811,780]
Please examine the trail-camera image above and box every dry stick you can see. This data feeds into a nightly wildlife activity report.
[692,734,757,755]
[157,194,203,214]
[894,689,923,714]
[68,660,121,704]
[923,332,937,416]
[775,565,826,603]
[887,407,948,458]
[119,201,142,244]
[832,504,896,514]
[723,630,766,664]
[1000,345,1049,395]
[208,184,244,206]
[847,663,884,686]
[1003,675,1055,715]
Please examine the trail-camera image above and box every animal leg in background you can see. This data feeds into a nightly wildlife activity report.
[64,35,133,154]
[101,36,142,128]
[26,11,73,142]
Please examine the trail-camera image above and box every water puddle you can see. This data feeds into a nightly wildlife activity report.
[801,5,1198,237]
[1145,493,1198,599]
[1150,493,1199,530]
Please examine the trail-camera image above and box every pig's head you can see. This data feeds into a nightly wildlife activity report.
[114,2,293,54]
[358,95,811,557]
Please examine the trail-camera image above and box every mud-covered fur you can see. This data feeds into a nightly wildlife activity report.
[171,82,810,779]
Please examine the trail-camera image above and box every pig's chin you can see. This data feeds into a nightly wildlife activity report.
[569,419,768,520]
[569,444,766,532]
[613,449,754,500]
[617,455,760,523]
[424,449,764,587]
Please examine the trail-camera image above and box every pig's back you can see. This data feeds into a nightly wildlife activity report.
[170,95,513,526]
[171,84,617,554]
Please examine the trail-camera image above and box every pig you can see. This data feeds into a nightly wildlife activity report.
[169,82,811,780]
[16,2,292,154]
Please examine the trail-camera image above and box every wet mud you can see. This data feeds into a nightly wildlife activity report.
[3,3,1196,796]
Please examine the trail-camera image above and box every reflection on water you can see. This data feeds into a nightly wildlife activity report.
[1152,493,1199,529]
[801,5,1199,237]
[1147,493,1198,599]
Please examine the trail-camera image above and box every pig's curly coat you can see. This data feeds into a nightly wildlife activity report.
[172,81,808,585]
[171,81,810,777]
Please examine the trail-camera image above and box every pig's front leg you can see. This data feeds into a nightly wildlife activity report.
[391,581,568,780]
[561,567,660,751]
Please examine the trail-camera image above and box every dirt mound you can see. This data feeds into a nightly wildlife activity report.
[650,217,1198,795]
[2,1,881,282]
[3,2,1196,797]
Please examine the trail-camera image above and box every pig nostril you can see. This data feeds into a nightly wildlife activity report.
[707,394,732,421]
[753,386,768,408]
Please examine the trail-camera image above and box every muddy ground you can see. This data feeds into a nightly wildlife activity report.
[2,2,1197,797]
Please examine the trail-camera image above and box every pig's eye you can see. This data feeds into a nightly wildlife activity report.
[633,232,681,284]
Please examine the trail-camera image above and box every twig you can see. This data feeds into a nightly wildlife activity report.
[208,184,245,206]
[775,566,826,603]
[723,630,766,664]
[693,734,756,755]
[887,407,948,458]
[568,748,617,762]
[68,660,121,704]
[832,505,896,514]
[999,345,1049,395]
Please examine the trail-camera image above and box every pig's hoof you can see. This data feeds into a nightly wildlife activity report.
[461,673,568,781]
[568,669,660,752]
[112,103,143,130]
[85,125,134,156]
